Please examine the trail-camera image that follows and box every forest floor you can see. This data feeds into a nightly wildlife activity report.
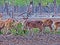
[0,33,60,45]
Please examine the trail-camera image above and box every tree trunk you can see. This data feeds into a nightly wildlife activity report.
[39,3,42,15]
[54,0,56,15]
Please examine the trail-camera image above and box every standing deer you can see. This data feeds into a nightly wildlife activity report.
[43,19,53,32]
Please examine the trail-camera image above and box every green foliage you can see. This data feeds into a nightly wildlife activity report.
[0,0,60,6]
[1,22,60,35]
[0,0,4,5]
[0,31,3,34]
[10,28,17,35]
[34,0,40,6]
[56,0,60,5]
[33,28,39,33]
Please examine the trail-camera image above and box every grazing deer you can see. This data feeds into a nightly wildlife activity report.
[43,19,53,32]
[4,18,15,34]
[54,22,60,32]
[23,20,44,36]
[0,20,5,32]
[0,13,5,33]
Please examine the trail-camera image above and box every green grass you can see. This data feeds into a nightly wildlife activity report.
[0,31,3,34]
[10,25,60,35]
[0,23,60,35]
[10,23,29,36]
[0,0,60,6]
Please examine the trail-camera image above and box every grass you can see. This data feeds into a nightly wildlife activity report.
[10,25,60,35]
[0,0,60,6]
[0,31,3,34]
[0,23,60,35]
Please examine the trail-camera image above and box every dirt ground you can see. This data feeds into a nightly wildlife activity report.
[0,33,60,45]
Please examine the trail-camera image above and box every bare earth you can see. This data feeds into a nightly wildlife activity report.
[0,33,60,45]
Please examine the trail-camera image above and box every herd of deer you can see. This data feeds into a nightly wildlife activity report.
[0,13,60,35]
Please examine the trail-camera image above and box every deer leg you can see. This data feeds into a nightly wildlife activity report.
[6,28,11,35]
[0,29,1,33]
[39,29,42,33]
[31,28,34,37]
[29,27,34,37]
[49,26,53,32]
[55,26,57,32]
[23,25,27,34]
[43,26,45,32]
[6,28,9,34]
[39,26,44,33]
[39,27,44,35]
[22,25,25,30]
